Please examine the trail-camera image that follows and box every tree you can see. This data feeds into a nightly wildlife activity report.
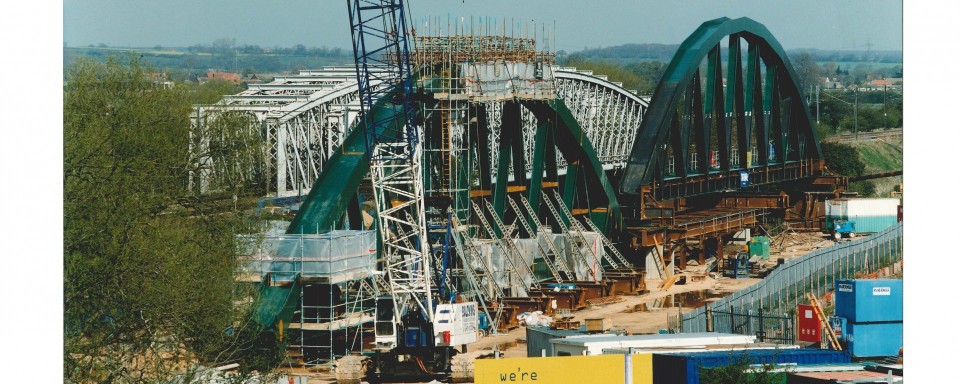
[821,142,864,177]
[625,61,667,94]
[213,37,237,70]
[700,352,784,384]
[64,56,266,382]
[821,142,876,196]
[790,52,821,95]
[561,55,657,95]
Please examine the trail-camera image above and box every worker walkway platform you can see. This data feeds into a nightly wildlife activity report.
[238,230,377,284]
[288,313,375,331]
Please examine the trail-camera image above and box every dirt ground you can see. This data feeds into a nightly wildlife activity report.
[280,230,836,383]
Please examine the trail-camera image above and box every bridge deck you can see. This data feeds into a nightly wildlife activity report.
[628,207,763,248]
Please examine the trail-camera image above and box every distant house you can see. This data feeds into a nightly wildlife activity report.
[244,74,262,86]
[203,71,242,84]
[820,76,843,89]
[867,78,900,91]
[145,72,174,89]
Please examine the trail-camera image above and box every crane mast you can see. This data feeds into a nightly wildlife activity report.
[347,0,433,348]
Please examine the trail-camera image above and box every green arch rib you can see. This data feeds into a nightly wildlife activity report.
[620,17,822,193]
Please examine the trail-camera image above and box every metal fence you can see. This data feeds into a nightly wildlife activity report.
[695,307,795,345]
[681,222,903,333]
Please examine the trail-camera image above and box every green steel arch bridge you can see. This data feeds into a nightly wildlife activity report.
[202,17,851,363]
[276,17,839,260]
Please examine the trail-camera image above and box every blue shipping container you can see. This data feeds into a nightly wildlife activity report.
[652,349,851,384]
[846,322,903,358]
[835,279,903,323]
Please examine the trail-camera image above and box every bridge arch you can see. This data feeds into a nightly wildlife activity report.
[621,17,822,195]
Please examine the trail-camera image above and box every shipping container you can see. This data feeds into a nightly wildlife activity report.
[834,279,903,323]
[824,198,900,234]
[652,349,851,384]
[845,322,903,358]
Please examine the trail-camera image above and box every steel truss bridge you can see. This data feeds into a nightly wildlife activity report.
[191,66,648,198]
[209,17,842,298]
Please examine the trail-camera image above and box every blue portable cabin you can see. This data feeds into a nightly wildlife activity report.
[834,279,903,323]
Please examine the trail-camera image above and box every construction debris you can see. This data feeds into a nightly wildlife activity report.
[333,355,371,384]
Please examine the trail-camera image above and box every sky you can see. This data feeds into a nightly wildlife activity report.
[63,0,903,51]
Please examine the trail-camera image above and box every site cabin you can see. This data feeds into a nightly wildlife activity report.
[825,198,900,240]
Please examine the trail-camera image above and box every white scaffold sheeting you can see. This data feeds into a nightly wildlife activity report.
[239,230,376,283]
[461,232,607,296]
[462,62,556,101]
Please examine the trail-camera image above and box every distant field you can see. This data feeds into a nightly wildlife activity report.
[819,61,902,69]
[64,47,354,77]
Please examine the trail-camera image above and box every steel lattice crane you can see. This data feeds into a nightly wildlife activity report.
[347,0,476,378]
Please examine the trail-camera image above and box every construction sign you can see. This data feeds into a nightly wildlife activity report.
[474,354,653,384]
[797,304,821,343]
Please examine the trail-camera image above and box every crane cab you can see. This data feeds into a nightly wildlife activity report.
[374,296,397,349]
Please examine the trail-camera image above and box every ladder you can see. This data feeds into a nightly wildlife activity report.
[581,214,632,268]
[448,214,502,332]
[805,292,843,351]
[440,100,451,190]
[471,202,537,293]
[507,197,565,283]
[517,195,574,278]
[483,200,541,290]
[650,237,668,279]
[550,191,620,269]
[542,195,598,279]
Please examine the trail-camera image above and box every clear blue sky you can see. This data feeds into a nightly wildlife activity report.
[63,0,902,51]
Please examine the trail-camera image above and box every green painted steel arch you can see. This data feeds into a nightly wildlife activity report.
[620,17,822,193]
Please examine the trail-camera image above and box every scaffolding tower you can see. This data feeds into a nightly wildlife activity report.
[239,230,382,366]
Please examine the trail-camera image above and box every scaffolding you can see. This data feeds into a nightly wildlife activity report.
[410,21,559,298]
[239,230,382,366]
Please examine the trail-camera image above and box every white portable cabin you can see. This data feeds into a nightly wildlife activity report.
[549,332,757,356]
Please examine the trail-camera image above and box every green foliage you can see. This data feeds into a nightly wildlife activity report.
[700,352,784,384]
[570,43,678,62]
[849,180,877,197]
[624,61,667,93]
[815,122,834,140]
[856,142,902,173]
[821,142,865,177]
[64,44,354,79]
[561,55,665,94]
[821,142,881,196]
[817,90,902,133]
[64,55,267,382]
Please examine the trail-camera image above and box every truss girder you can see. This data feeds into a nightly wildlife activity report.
[194,66,649,197]
[484,68,649,183]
